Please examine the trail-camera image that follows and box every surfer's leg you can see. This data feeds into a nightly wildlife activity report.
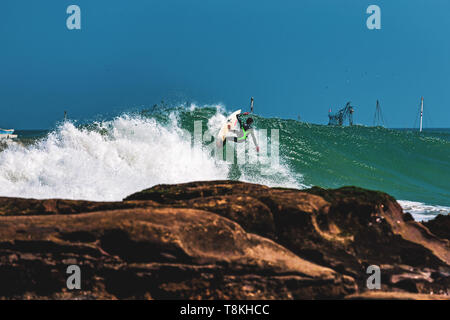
[223,135,238,147]
[227,136,245,143]
[229,129,245,141]
[225,136,238,143]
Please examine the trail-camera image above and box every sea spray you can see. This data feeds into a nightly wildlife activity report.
[0,107,301,201]
[0,116,228,201]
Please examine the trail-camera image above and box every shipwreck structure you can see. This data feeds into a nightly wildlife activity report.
[328,102,355,126]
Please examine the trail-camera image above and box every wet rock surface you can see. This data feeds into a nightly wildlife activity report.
[0,181,448,299]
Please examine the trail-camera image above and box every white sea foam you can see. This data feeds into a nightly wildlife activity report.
[0,109,303,201]
[398,200,450,221]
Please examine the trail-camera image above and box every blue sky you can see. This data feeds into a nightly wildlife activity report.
[1,0,449,128]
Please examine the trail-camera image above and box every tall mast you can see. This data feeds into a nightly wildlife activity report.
[419,97,423,132]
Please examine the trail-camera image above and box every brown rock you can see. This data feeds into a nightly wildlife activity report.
[346,291,450,300]
[0,197,159,216]
[128,181,450,295]
[423,214,450,241]
[0,206,354,299]
[0,180,448,299]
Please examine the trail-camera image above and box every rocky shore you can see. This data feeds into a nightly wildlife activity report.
[0,180,448,299]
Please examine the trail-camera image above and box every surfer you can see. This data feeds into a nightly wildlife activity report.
[226,112,260,152]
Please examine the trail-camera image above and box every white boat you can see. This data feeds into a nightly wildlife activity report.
[0,128,17,139]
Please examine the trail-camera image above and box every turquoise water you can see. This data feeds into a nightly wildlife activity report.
[172,107,450,208]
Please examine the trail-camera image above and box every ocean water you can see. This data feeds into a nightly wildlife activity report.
[0,105,448,221]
